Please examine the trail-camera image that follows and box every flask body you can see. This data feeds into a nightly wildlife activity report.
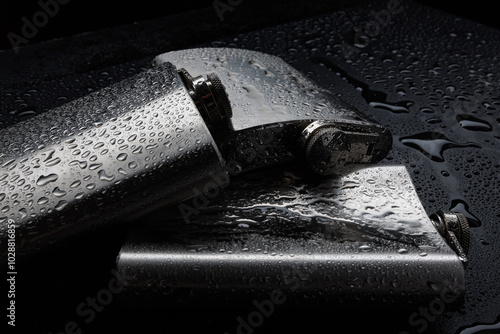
[0,63,228,258]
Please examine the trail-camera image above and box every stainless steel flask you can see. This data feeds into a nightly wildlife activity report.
[0,48,393,261]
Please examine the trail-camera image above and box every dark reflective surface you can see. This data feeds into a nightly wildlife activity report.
[1,1,499,333]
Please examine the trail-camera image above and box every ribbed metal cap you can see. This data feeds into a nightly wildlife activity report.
[430,211,471,257]
[178,68,233,139]
[207,72,233,122]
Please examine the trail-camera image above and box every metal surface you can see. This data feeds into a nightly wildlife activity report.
[116,165,466,305]
[155,48,366,130]
[155,48,392,175]
[0,64,228,259]
[114,48,466,305]
[0,48,393,261]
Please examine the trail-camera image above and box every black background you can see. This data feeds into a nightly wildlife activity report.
[1,1,499,51]
[2,1,500,334]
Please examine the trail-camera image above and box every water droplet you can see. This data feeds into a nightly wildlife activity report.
[449,199,481,227]
[89,163,103,170]
[19,208,28,218]
[400,132,481,162]
[98,170,115,182]
[45,157,61,167]
[69,160,87,169]
[36,173,59,186]
[391,279,401,288]
[425,117,441,124]
[2,159,16,168]
[420,107,434,113]
[70,180,81,188]
[117,153,128,161]
[52,187,67,197]
[55,200,68,211]
[369,102,410,113]
[37,197,49,205]
[41,149,55,161]
[359,245,372,252]
[456,114,492,132]
[427,281,442,291]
